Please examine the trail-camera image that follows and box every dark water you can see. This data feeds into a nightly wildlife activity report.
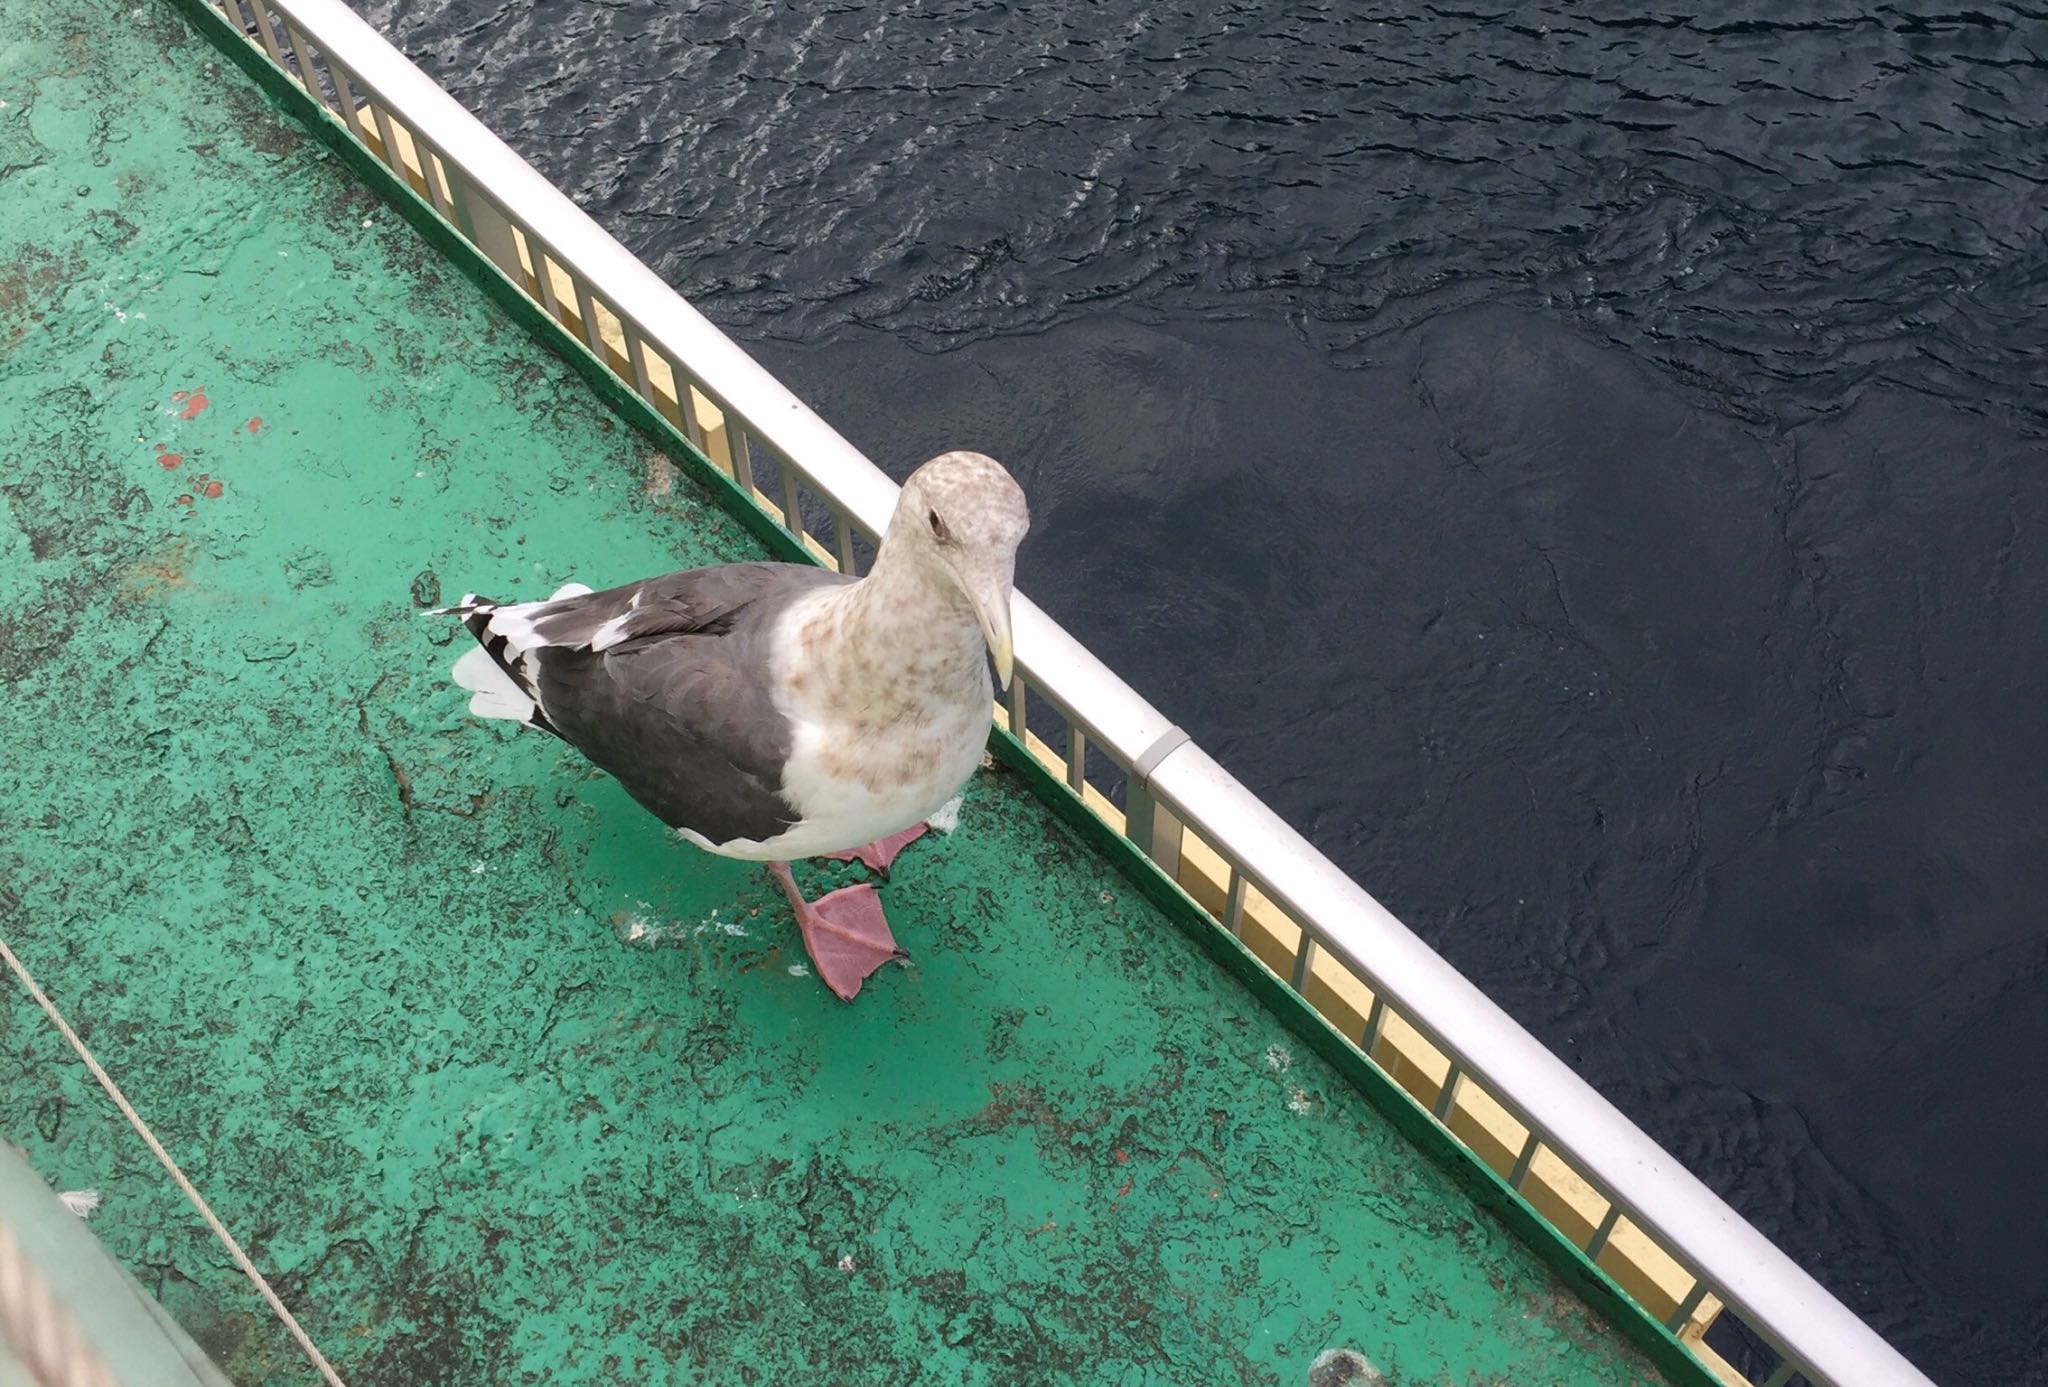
[351,1,2048,1381]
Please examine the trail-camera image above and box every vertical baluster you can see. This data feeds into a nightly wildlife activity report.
[1290,933,1317,992]
[1432,1063,1463,1120]
[573,281,608,360]
[334,66,366,128]
[247,2,289,64]
[1361,994,1388,1060]
[727,426,757,498]
[776,455,806,545]
[834,514,857,575]
[622,324,656,404]
[416,144,457,225]
[365,100,404,174]
[1664,1280,1710,1333]
[1007,673,1028,744]
[1585,1204,1622,1262]
[1123,786,1184,880]
[529,239,565,325]
[1066,724,1088,794]
[655,359,691,435]
[324,60,369,144]
[449,177,525,282]
[1223,867,1248,937]
[677,384,709,454]
[282,25,332,111]
[1507,1131,1540,1190]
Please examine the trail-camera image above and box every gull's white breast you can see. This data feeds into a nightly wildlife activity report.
[684,589,993,863]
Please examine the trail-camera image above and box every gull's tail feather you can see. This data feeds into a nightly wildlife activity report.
[444,582,593,735]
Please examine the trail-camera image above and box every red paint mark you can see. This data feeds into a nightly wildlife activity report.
[1116,1178,1134,1199]
[156,452,182,469]
[246,416,263,434]
[176,494,194,506]
[200,480,224,500]
[178,389,210,421]
[1113,1148,1129,1165]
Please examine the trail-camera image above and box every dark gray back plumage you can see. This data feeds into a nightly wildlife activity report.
[464,562,851,846]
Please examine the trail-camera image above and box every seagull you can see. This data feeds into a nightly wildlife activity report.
[441,450,1029,1001]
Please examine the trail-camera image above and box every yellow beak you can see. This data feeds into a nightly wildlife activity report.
[972,578,1015,692]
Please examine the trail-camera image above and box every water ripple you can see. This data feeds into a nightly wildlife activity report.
[359,0,2048,431]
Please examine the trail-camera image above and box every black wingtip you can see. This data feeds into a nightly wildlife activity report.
[452,595,564,740]
[459,595,498,643]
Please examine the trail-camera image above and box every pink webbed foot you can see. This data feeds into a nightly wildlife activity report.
[821,822,930,876]
[770,862,907,1002]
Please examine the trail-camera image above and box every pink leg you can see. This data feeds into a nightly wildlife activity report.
[769,861,906,1002]
[820,822,930,876]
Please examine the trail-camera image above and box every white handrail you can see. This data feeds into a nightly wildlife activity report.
[1146,745,1926,1387]
[198,1,1936,1383]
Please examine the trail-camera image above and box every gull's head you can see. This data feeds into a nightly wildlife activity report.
[890,450,1030,689]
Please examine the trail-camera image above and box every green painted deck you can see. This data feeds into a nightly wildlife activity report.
[0,2,1672,1383]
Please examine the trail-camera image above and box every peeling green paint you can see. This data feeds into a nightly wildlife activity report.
[0,1,1679,1382]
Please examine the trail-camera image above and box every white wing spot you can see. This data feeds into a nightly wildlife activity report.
[589,612,634,651]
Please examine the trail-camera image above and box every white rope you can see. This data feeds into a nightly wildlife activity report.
[0,934,349,1387]
[0,1222,120,1387]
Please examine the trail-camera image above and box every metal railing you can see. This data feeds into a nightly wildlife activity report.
[192,1,1935,1383]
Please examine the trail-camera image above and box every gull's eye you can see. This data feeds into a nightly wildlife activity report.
[928,508,949,542]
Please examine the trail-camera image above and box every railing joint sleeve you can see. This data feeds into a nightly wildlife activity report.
[1131,727,1190,789]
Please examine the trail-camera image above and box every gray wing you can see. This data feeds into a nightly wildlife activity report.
[520,563,833,652]
[519,563,850,846]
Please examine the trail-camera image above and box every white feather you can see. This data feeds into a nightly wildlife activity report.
[480,607,546,653]
[58,1188,100,1218]
[588,612,634,651]
[452,644,535,722]
[446,581,597,722]
[475,581,599,656]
